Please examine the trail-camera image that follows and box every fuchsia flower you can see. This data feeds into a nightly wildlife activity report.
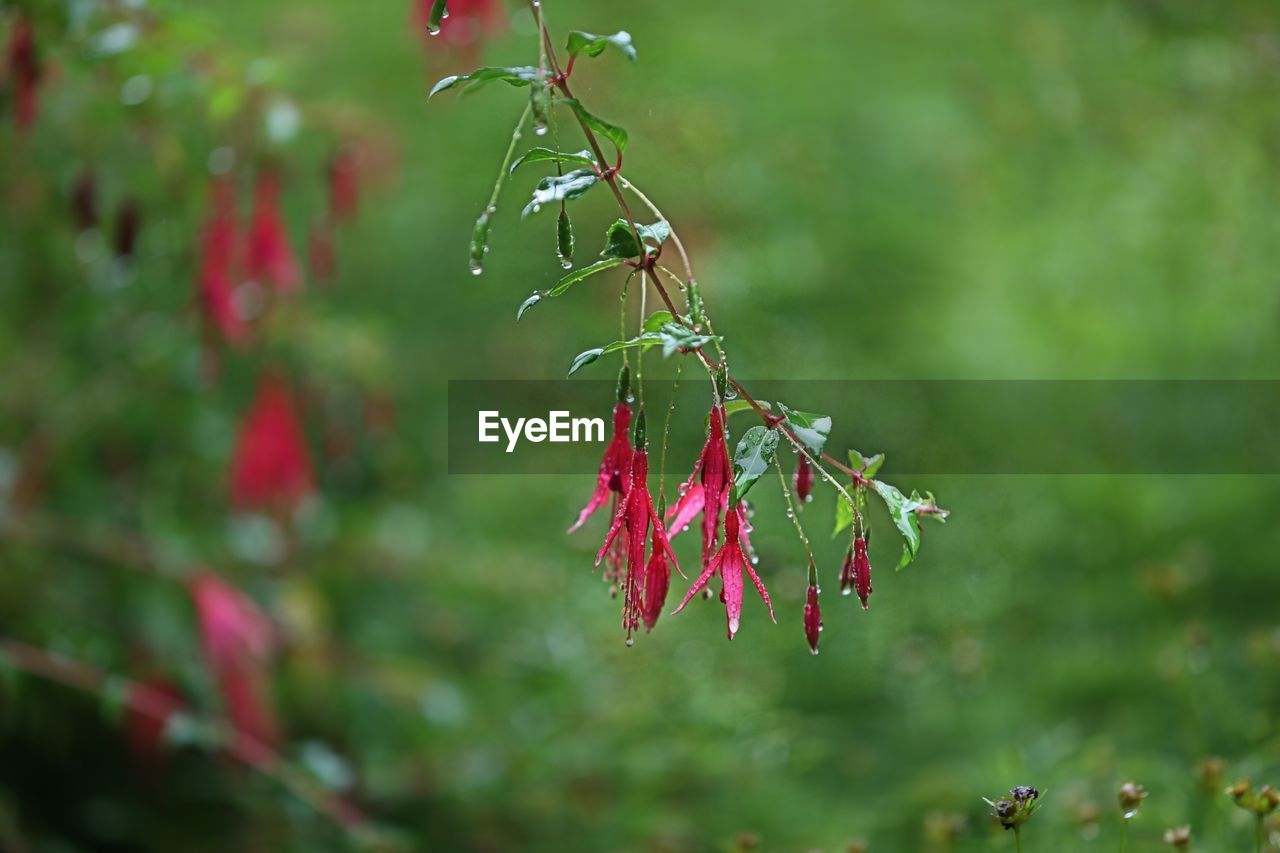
[641,523,671,631]
[794,455,813,503]
[674,502,775,639]
[6,14,39,130]
[230,374,314,512]
[667,403,732,568]
[594,416,680,640]
[190,571,278,751]
[197,179,249,345]
[245,172,300,293]
[840,534,873,609]
[804,582,822,655]
[568,400,632,533]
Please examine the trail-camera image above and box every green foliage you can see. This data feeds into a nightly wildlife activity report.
[599,218,670,259]
[428,66,542,98]
[521,169,599,217]
[558,98,628,153]
[732,426,780,500]
[509,147,597,174]
[565,30,637,63]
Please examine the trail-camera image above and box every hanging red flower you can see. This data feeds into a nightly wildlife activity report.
[666,402,732,568]
[197,179,250,345]
[839,534,873,609]
[674,502,775,639]
[245,172,300,293]
[230,374,314,512]
[803,582,822,655]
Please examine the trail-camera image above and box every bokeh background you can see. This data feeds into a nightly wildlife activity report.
[2,0,1280,850]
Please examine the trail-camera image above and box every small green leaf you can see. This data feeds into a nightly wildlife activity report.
[509,147,596,175]
[655,322,717,357]
[516,293,542,321]
[559,98,628,153]
[548,258,623,297]
[557,209,575,267]
[568,348,604,376]
[833,495,854,537]
[723,399,771,418]
[600,218,671,259]
[522,169,599,218]
[776,402,832,455]
[642,310,675,333]
[429,66,541,99]
[849,448,885,479]
[869,480,923,570]
[565,30,637,63]
[733,426,780,500]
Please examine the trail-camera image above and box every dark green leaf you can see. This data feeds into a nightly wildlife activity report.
[516,293,542,321]
[600,218,670,259]
[522,169,598,218]
[733,426,780,500]
[849,448,885,479]
[548,258,623,297]
[776,402,831,455]
[568,348,604,376]
[509,147,596,175]
[559,98,628,152]
[565,30,637,63]
[642,310,675,333]
[429,66,541,99]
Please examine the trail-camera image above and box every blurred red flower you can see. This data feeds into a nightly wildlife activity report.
[6,14,40,130]
[197,179,250,345]
[230,374,314,511]
[124,677,186,769]
[245,172,300,293]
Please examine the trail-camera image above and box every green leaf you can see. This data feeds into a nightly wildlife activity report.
[559,98,628,152]
[849,448,885,479]
[429,66,541,99]
[654,322,718,357]
[557,209,575,266]
[522,169,599,218]
[515,293,542,321]
[509,147,596,175]
[568,348,604,376]
[548,258,623,296]
[642,310,675,333]
[600,219,671,259]
[833,495,854,537]
[565,30,637,63]
[733,426,780,500]
[776,402,831,455]
[869,480,924,570]
[723,399,771,418]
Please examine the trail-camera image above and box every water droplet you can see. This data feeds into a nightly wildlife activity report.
[841,588,852,597]
[469,258,483,276]
[427,23,441,35]
[624,391,635,403]
[785,509,794,519]
[724,386,739,400]
[531,203,542,214]
[625,637,634,647]
[809,647,819,656]
[750,556,759,565]
[533,123,549,137]
[559,259,572,270]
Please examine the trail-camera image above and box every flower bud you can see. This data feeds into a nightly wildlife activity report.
[1119,781,1147,818]
[616,364,631,404]
[557,208,574,268]
[794,455,813,502]
[686,280,705,327]
[1162,825,1191,848]
[986,786,1041,831]
[803,584,821,655]
[632,408,647,450]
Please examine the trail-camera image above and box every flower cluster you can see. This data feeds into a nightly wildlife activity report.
[985,785,1042,831]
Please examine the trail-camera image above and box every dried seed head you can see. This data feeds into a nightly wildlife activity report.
[1162,825,1191,848]
[1229,780,1252,802]
[986,787,1042,831]
[1119,781,1148,817]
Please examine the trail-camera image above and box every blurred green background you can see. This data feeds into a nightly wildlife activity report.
[2,0,1280,850]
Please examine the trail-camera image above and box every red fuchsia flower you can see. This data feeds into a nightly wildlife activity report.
[840,533,872,609]
[197,179,250,345]
[641,523,671,631]
[328,147,360,221]
[594,414,680,641]
[674,502,775,640]
[568,370,633,533]
[189,571,278,750]
[804,582,822,655]
[6,14,39,130]
[230,374,314,512]
[124,676,185,770]
[245,172,300,293]
[794,455,813,503]
[666,402,732,569]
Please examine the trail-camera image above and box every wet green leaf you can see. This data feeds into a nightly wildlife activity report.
[516,293,542,321]
[600,219,670,259]
[568,348,604,376]
[565,30,637,63]
[776,402,831,455]
[521,169,599,218]
[509,147,596,175]
[429,66,541,99]
[559,98,628,152]
[548,258,623,297]
[849,448,885,479]
[733,426,780,500]
[869,480,924,570]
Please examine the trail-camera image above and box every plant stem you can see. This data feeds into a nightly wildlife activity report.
[1120,819,1129,853]
[1258,815,1266,853]
[1015,826,1024,853]
[773,456,816,582]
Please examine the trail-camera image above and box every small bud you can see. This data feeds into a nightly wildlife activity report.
[632,408,647,450]
[714,362,728,400]
[794,455,813,502]
[1119,781,1147,818]
[686,280,705,326]
[803,584,821,655]
[1229,780,1252,803]
[1162,826,1191,848]
[616,364,631,403]
[556,208,574,267]
[1260,785,1280,814]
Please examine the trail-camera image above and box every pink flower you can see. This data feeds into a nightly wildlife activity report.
[804,583,822,655]
[666,403,732,568]
[568,401,632,533]
[245,173,300,293]
[674,503,775,639]
[794,455,813,502]
[230,374,314,511]
[840,535,872,609]
[7,14,39,130]
[198,179,249,345]
[189,571,278,749]
[595,442,680,640]
[641,523,671,631]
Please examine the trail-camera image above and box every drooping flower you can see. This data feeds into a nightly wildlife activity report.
[568,370,633,533]
[794,455,813,502]
[230,374,314,512]
[803,582,822,654]
[197,179,249,345]
[245,172,300,293]
[666,402,732,568]
[328,147,360,221]
[6,14,40,131]
[594,414,680,640]
[840,533,872,609]
[190,571,278,750]
[674,502,775,639]
[641,523,671,631]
